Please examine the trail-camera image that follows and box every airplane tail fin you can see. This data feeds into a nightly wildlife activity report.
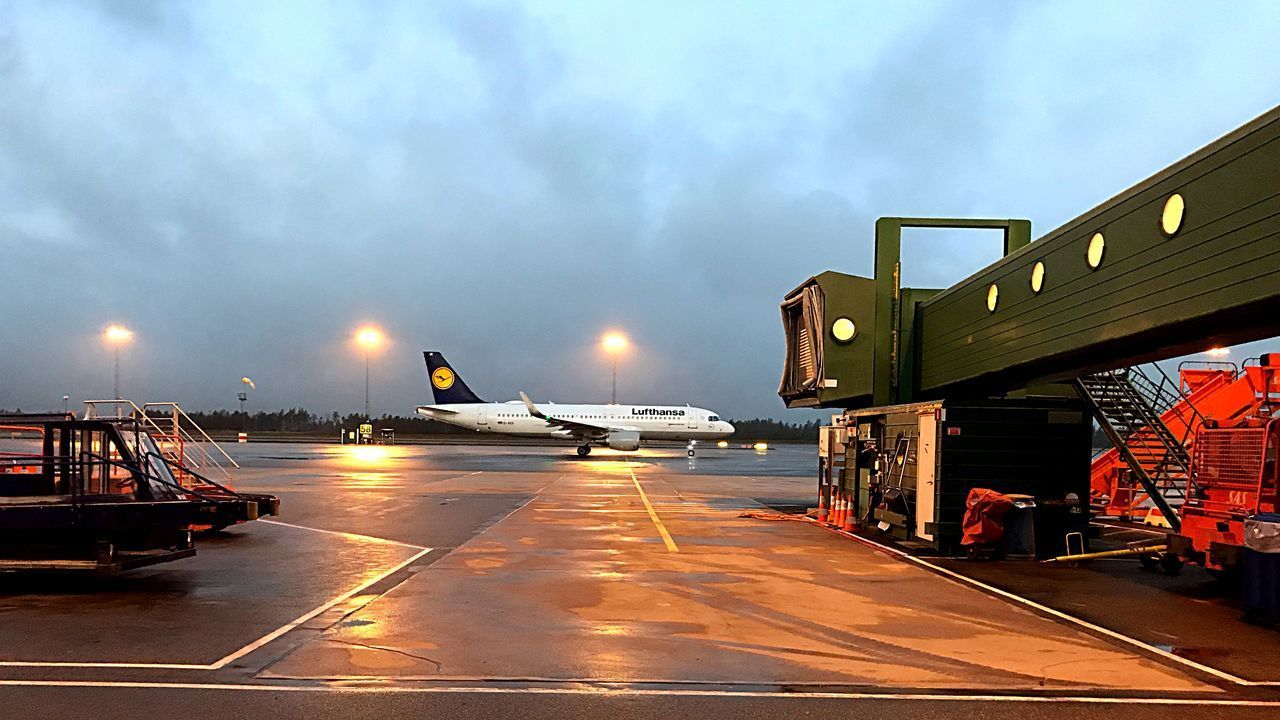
[423,351,485,404]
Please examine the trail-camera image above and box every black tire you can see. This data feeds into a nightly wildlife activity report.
[688,449,695,457]
[1139,555,1160,572]
[577,445,591,457]
[1159,553,1184,575]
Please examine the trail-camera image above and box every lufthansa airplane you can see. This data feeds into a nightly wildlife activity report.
[415,351,735,456]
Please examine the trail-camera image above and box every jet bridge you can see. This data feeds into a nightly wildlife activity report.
[780,104,1280,410]
[781,105,1280,549]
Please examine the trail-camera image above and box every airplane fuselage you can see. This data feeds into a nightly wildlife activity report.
[417,402,734,443]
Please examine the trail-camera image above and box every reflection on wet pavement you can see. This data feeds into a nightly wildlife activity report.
[229,446,1210,692]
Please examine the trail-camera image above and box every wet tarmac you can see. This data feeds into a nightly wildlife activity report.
[1,442,1278,718]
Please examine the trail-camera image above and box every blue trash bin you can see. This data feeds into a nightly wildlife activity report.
[1243,513,1280,625]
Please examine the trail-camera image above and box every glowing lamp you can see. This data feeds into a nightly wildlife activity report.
[356,327,383,349]
[104,325,132,344]
[601,332,628,354]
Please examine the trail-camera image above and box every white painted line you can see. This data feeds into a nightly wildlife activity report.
[0,522,431,672]
[806,519,1273,686]
[0,679,1278,704]
[0,662,209,670]
[257,519,428,550]
[209,546,433,669]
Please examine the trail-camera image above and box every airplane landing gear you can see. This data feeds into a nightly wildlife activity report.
[687,440,697,458]
[577,445,592,457]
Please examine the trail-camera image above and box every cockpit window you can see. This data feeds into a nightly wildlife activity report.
[709,415,720,422]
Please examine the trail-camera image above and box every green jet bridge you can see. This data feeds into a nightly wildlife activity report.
[780,105,1280,541]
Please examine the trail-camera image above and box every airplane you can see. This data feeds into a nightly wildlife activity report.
[415,351,735,456]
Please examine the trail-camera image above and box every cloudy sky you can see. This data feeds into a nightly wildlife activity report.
[1,0,1278,419]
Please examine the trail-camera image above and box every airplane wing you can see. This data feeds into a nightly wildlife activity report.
[519,391,612,440]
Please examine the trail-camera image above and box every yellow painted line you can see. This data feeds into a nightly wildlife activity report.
[628,466,679,552]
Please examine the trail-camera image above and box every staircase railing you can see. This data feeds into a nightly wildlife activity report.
[1128,364,1208,450]
[82,400,238,483]
[1075,370,1194,531]
[141,402,240,481]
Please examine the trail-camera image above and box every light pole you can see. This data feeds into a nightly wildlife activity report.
[355,327,383,420]
[103,324,133,401]
[601,331,629,405]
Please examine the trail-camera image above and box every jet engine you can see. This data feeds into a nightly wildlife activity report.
[606,430,641,451]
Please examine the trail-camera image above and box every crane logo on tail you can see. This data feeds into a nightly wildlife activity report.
[432,367,456,390]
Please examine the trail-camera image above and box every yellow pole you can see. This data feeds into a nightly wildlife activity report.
[1043,544,1166,564]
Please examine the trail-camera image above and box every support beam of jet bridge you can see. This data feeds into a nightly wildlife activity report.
[873,217,1032,406]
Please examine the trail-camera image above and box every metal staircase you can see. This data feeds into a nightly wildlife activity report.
[1075,367,1200,530]
[82,400,239,483]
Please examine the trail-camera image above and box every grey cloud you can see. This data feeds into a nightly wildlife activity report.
[2,1,1279,420]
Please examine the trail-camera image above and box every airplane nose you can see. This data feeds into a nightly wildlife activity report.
[723,422,735,434]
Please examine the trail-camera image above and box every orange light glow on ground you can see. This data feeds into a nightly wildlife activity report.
[347,444,391,464]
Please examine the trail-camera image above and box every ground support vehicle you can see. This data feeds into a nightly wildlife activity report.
[1088,359,1280,521]
[84,401,279,531]
[1165,357,1280,574]
[0,413,276,572]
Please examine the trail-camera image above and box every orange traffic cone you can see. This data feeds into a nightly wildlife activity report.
[817,488,829,524]
[833,492,845,527]
[842,495,856,532]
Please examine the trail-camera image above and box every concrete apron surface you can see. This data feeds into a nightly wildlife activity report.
[262,461,1209,692]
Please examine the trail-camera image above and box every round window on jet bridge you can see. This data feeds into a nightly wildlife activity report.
[1030,261,1045,293]
[986,283,999,312]
[1087,232,1105,269]
[1161,193,1185,236]
[831,317,857,343]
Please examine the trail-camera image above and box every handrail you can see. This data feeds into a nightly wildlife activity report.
[142,403,240,471]
[1178,360,1239,378]
[1133,364,1207,459]
[84,400,239,482]
[150,453,243,498]
[1076,374,1182,530]
[80,450,212,502]
[85,399,205,477]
